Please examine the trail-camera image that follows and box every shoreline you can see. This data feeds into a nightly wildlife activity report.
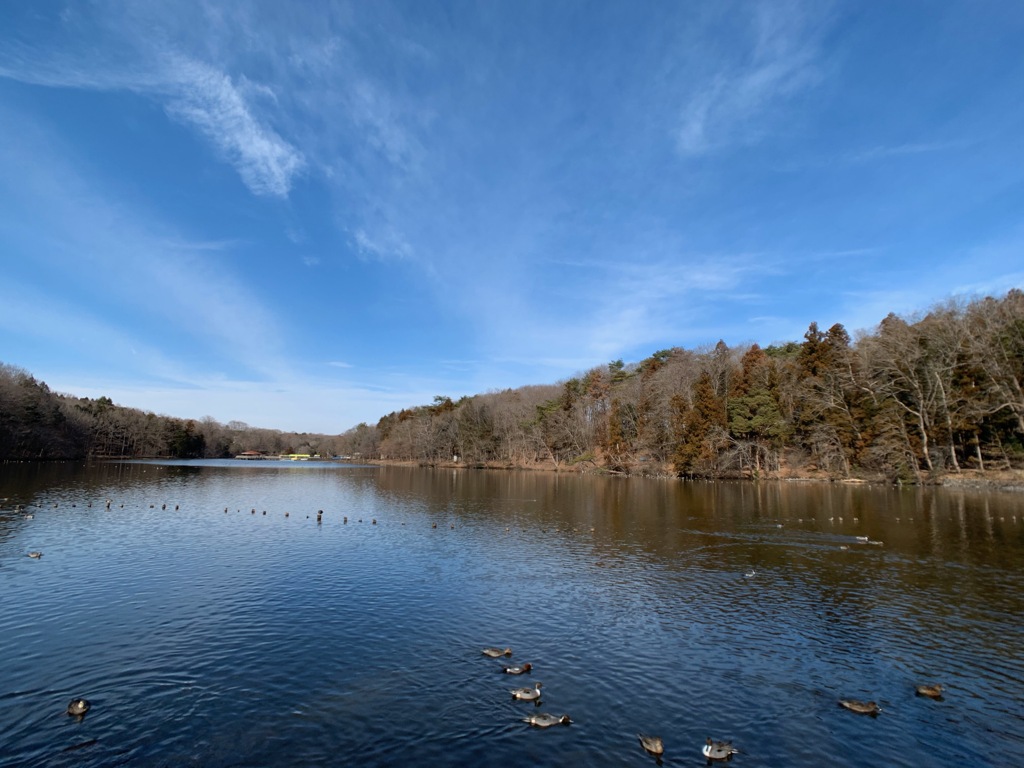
[365,459,1024,493]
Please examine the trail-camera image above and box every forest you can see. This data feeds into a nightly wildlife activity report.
[2,290,1023,484]
[0,372,348,463]
[363,290,1024,483]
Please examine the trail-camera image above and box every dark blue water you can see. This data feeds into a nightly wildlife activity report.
[1,461,1022,766]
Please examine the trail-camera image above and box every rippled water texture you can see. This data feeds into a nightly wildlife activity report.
[1,461,1023,767]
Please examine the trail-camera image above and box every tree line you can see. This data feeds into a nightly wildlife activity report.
[3,290,1022,482]
[0,368,347,461]
[355,290,1024,482]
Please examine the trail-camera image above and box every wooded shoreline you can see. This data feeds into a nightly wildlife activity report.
[3,290,1023,487]
[363,457,1024,493]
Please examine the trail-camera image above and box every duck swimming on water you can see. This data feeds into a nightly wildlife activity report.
[703,737,738,761]
[522,713,571,728]
[482,647,512,658]
[502,662,532,675]
[638,734,664,756]
[510,682,542,701]
[916,683,944,699]
[839,699,881,715]
[67,699,91,717]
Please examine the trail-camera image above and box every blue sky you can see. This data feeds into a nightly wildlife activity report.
[1,1,1022,433]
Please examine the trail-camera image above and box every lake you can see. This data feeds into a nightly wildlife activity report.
[1,460,1022,767]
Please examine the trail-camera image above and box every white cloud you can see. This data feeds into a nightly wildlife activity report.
[677,3,825,155]
[163,57,305,198]
[845,140,969,164]
[351,226,413,261]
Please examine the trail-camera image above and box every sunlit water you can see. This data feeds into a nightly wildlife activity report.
[1,461,1022,767]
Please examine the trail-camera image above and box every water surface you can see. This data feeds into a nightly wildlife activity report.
[1,461,1022,766]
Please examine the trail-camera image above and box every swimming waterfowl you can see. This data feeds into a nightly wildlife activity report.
[916,683,944,699]
[522,713,571,728]
[502,662,533,675]
[27,551,42,559]
[511,682,543,701]
[638,734,664,756]
[703,737,738,761]
[839,699,881,715]
[482,647,512,658]
[67,698,91,717]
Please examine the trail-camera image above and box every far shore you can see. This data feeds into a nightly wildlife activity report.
[5,455,1021,493]
[364,458,1024,493]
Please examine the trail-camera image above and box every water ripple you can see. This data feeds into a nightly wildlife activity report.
[1,465,1022,766]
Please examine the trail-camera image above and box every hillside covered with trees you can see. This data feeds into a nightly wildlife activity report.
[3,290,1023,484]
[0,369,346,462]
[360,291,1024,483]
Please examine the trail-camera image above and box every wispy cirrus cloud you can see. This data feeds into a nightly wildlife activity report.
[677,2,828,155]
[162,56,305,198]
[844,139,970,164]
[0,18,305,199]
[351,226,414,262]
[0,104,292,381]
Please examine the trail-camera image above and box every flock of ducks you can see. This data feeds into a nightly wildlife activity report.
[481,646,739,763]
[838,682,945,718]
[10,498,951,762]
[481,646,574,733]
[483,642,946,762]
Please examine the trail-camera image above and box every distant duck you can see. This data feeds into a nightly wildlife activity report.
[27,551,42,559]
[703,737,739,761]
[743,569,756,579]
[511,682,543,701]
[916,683,944,699]
[638,733,664,756]
[839,699,881,715]
[522,712,571,728]
[502,662,533,675]
[482,647,512,658]
[66,698,91,717]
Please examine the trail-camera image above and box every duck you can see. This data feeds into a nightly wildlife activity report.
[638,734,664,756]
[703,737,738,761]
[522,712,571,728]
[27,551,42,559]
[511,682,543,701]
[482,647,512,658]
[502,662,533,675]
[839,699,881,715]
[66,698,91,717]
[916,683,944,699]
